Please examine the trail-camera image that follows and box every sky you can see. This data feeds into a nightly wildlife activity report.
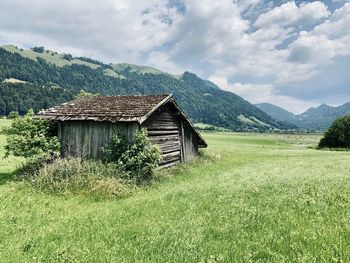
[1,0,350,113]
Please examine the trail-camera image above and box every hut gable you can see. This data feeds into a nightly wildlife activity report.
[36,94,207,167]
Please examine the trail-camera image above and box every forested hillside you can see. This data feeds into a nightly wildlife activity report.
[0,82,72,115]
[0,45,292,130]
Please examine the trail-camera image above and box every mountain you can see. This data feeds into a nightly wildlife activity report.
[255,103,295,123]
[300,103,332,119]
[256,101,350,130]
[295,103,350,130]
[0,45,293,130]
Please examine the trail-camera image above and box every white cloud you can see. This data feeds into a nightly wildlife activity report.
[254,1,330,28]
[280,3,350,83]
[169,0,249,66]
[0,0,181,63]
[314,3,350,38]
[145,51,183,74]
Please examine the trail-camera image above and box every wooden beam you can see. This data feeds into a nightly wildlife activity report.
[180,119,185,163]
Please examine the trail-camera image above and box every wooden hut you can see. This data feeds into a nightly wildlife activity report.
[36,94,207,168]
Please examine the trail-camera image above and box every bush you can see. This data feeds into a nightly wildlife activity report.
[63,54,73,61]
[2,109,60,159]
[103,128,161,183]
[103,131,128,162]
[319,115,350,148]
[32,46,44,53]
[7,111,19,119]
[20,157,137,199]
[75,89,98,98]
[77,56,104,66]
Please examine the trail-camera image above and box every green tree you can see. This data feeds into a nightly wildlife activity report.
[0,97,6,114]
[8,111,19,119]
[32,46,44,53]
[2,109,60,159]
[63,54,73,61]
[319,115,350,148]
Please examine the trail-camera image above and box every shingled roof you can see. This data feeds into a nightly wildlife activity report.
[37,94,172,122]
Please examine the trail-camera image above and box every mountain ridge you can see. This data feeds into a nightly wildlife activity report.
[0,45,293,130]
[256,102,350,130]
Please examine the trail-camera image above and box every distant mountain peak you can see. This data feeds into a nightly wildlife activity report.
[318,103,331,109]
[301,103,333,117]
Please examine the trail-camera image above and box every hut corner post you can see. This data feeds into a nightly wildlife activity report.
[180,118,185,162]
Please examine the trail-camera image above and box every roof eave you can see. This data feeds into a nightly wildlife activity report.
[170,100,208,148]
[34,115,140,122]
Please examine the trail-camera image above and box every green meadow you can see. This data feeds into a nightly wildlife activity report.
[1,119,350,262]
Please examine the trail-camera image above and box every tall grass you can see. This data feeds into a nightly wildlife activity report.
[19,157,138,200]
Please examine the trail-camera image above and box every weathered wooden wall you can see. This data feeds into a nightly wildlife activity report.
[181,120,199,162]
[142,104,182,168]
[58,121,138,159]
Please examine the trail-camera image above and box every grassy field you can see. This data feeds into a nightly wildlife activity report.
[194,122,230,132]
[1,120,350,262]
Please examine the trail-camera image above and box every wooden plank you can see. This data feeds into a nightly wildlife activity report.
[160,157,180,164]
[160,145,181,154]
[182,122,199,162]
[162,150,181,158]
[149,137,179,145]
[152,111,175,116]
[147,130,179,136]
[158,140,181,146]
[149,134,179,141]
[155,141,180,150]
[180,118,185,163]
[159,156,181,165]
[149,119,176,123]
[152,113,177,118]
[149,122,177,127]
[149,125,178,130]
[159,146,181,152]
[150,139,179,144]
[154,117,177,121]
[147,121,178,127]
[147,126,179,130]
[160,151,181,164]
[158,160,180,169]
[147,123,178,128]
